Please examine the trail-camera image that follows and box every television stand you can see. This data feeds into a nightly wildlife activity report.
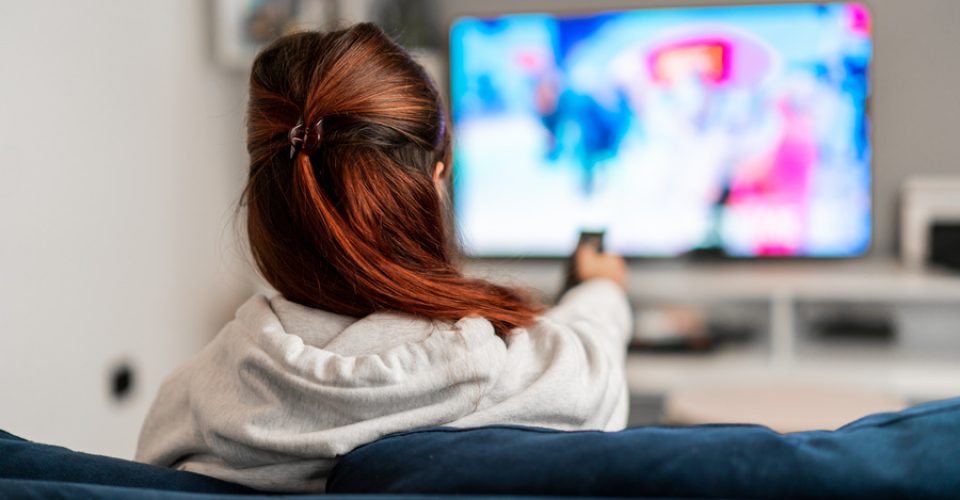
[465,258,960,402]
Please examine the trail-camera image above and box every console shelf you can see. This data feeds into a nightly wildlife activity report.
[466,258,960,303]
[465,258,960,400]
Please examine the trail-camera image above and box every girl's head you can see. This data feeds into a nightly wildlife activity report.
[242,23,542,334]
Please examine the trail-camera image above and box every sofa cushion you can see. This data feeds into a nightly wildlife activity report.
[327,397,960,498]
[0,478,514,500]
[0,430,256,494]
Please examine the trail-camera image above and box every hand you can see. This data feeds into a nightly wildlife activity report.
[575,243,627,289]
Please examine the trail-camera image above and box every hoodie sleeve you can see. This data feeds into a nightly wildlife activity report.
[544,278,633,353]
[542,278,633,430]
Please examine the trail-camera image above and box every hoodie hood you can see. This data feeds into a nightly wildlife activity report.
[136,280,630,492]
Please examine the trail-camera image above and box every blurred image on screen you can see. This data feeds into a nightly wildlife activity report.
[450,3,872,257]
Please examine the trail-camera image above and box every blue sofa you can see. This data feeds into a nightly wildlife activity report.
[2,397,959,498]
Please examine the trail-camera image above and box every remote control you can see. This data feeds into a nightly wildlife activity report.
[558,230,606,300]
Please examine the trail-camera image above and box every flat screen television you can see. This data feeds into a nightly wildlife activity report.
[449,3,872,258]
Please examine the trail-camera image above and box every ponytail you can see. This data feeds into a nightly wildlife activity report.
[243,24,543,334]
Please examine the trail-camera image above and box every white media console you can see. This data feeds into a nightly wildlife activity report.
[465,258,960,402]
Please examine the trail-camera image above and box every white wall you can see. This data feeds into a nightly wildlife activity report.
[0,0,253,458]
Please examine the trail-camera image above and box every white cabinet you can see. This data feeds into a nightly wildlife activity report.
[467,259,960,401]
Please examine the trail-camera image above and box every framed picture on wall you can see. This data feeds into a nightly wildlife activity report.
[213,0,334,69]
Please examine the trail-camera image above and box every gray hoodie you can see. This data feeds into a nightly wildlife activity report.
[135,278,632,492]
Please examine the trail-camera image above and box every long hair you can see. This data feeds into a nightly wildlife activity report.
[241,23,543,334]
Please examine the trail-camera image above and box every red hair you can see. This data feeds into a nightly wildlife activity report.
[242,23,543,334]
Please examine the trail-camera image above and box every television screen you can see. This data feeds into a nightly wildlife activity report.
[450,3,872,257]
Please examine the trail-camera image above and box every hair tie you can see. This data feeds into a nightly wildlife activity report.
[288,118,324,159]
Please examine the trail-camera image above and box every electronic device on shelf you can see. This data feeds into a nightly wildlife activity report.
[449,3,873,259]
[900,177,960,271]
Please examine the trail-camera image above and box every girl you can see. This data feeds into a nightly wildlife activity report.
[137,23,631,492]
